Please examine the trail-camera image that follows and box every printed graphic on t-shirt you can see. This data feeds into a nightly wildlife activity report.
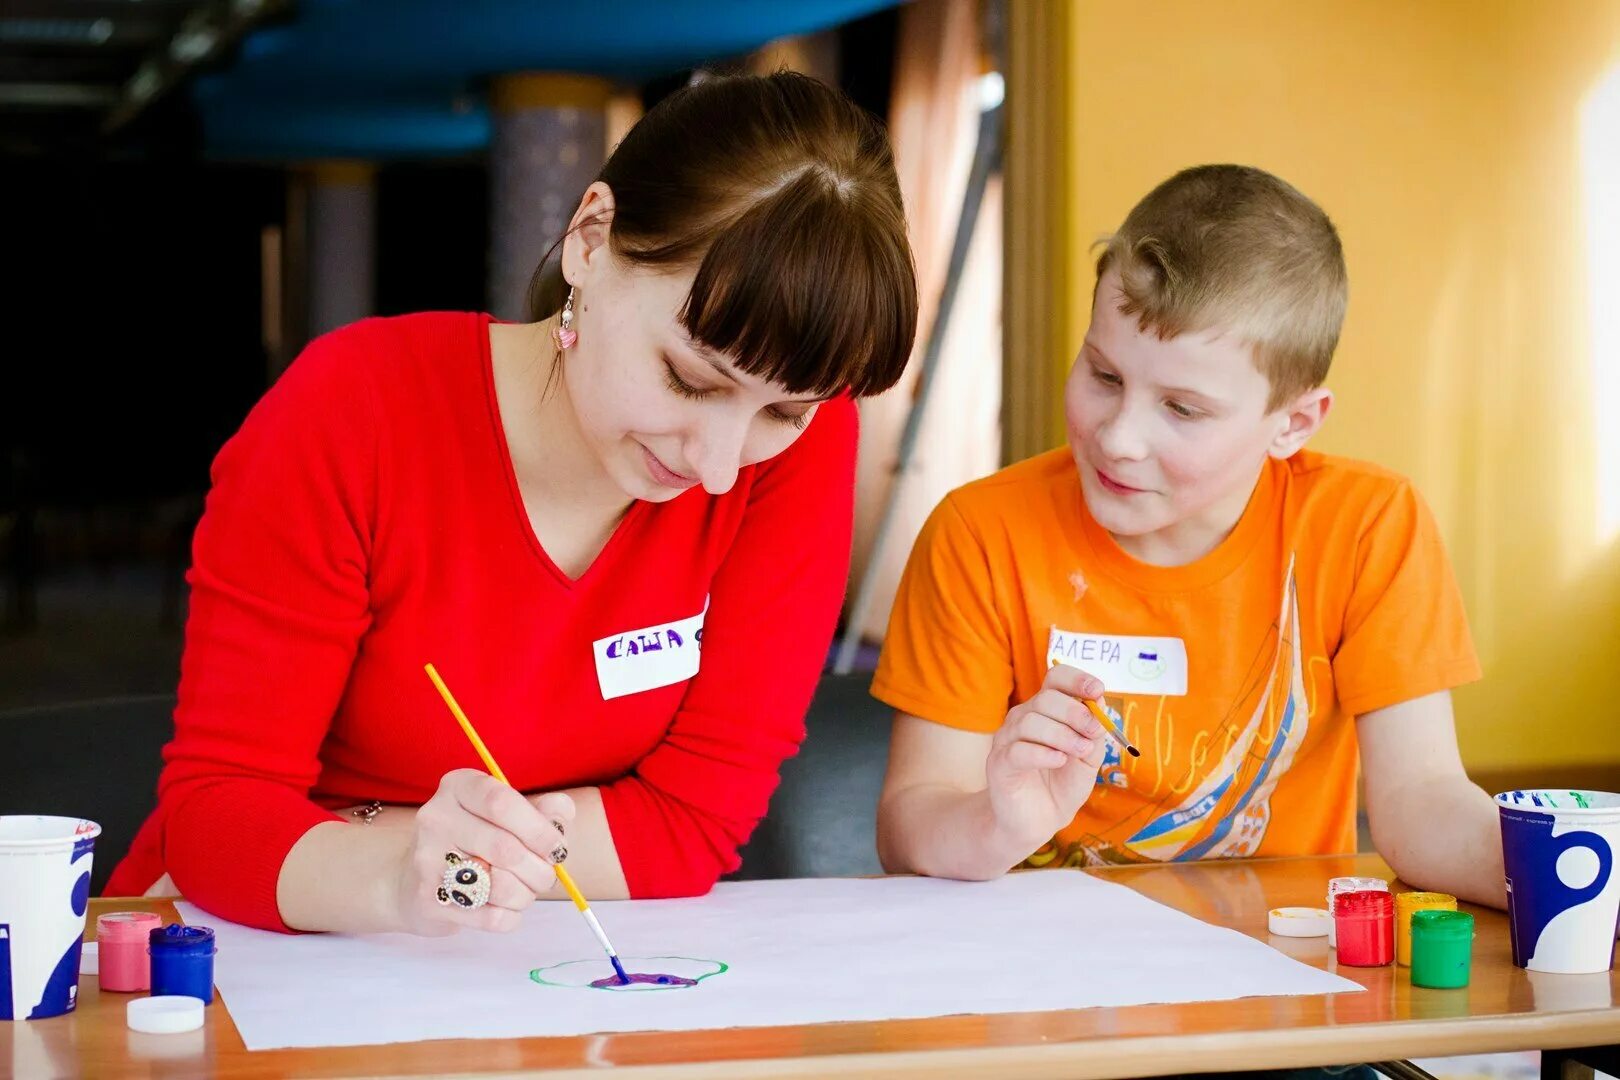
[1027,558,1310,868]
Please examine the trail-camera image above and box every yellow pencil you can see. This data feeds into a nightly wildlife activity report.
[1082,697,1141,758]
[423,662,630,984]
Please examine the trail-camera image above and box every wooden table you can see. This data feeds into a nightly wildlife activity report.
[5,854,1617,1079]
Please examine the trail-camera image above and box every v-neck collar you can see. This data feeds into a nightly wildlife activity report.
[478,314,652,590]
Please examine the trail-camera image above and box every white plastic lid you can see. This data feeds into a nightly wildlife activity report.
[1268,906,1332,938]
[127,995,206,1034]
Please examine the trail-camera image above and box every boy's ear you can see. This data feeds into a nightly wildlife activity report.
[560,181,616,289]
[1269,387,1333,459]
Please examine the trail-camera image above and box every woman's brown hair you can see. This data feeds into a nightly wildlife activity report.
[528,71,918,398]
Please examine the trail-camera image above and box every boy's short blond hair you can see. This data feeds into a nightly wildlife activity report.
[1096,165,1347,410]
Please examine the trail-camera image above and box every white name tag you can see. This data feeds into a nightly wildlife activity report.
[1047,627,1188,696]
[593,600,708,701]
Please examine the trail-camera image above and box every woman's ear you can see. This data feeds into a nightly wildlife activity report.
[560,181,616,289]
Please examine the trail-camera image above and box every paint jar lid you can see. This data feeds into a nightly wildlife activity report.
[1336,889,1394,916]
[1326,876,1389,905]
[98,911,162,942]
[127,995,205,1034]
[1395,891,1456,912]
[1268,907,1332,937]
[148,924,217,955]
[1411,909,1474,940]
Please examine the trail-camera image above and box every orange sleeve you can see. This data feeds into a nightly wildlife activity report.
[871,495,1015,733]
[1332,481,1482,717]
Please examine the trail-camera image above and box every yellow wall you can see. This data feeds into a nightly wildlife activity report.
[1054,0,1620,773]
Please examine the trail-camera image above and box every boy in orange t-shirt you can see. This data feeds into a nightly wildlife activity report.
[873,165,1503,906]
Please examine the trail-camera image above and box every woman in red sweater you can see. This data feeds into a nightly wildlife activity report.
[106,72,918,935]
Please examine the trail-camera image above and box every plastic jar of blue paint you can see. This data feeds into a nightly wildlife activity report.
[147,924,217,1004]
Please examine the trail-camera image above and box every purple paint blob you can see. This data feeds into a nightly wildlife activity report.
[589,971,698,989]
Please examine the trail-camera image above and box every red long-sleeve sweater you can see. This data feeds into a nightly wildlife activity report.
[106,312,856,930]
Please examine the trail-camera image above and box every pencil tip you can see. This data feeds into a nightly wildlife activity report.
[1126,746,1141,757]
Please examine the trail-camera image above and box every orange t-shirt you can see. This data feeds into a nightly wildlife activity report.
[872,447,1481,867]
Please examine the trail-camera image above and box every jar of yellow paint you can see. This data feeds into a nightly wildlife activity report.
[1395,891,1457,966]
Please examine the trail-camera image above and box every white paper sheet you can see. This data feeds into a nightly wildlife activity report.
[178,871,1361,1051]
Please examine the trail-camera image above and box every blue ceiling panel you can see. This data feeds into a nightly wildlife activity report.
[193,0,899,159]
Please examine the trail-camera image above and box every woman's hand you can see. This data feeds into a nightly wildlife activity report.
[390,770,575,935]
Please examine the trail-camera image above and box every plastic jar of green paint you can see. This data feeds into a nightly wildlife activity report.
[1410,910,1474,988]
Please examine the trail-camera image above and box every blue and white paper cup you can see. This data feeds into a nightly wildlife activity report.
[1496,790,1620,974]
[0,816,101,1020]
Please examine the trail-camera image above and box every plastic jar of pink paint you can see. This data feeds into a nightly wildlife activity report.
[97,911,163,992]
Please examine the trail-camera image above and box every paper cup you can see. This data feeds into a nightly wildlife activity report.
[1496,790,1620,974]
[0,816,101,1020]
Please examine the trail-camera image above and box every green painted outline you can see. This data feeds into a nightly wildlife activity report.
[529,956,729,992]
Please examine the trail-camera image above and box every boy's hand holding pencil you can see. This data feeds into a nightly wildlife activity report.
[984,663,1131,856]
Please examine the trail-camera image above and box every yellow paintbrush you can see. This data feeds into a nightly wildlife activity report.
[1082,697,1141,758]
[424,662,630,984]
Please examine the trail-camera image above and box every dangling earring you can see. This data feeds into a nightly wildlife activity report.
[552,286,578,350]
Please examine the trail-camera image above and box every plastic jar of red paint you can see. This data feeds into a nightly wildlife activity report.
[96,911,162,992]
[1335,889,1395,967]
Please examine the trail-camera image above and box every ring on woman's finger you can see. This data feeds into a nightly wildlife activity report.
[435,850,492,910]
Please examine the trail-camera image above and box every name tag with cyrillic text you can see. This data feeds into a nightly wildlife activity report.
[593,600,707,700]
[1046,627,1188,696]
